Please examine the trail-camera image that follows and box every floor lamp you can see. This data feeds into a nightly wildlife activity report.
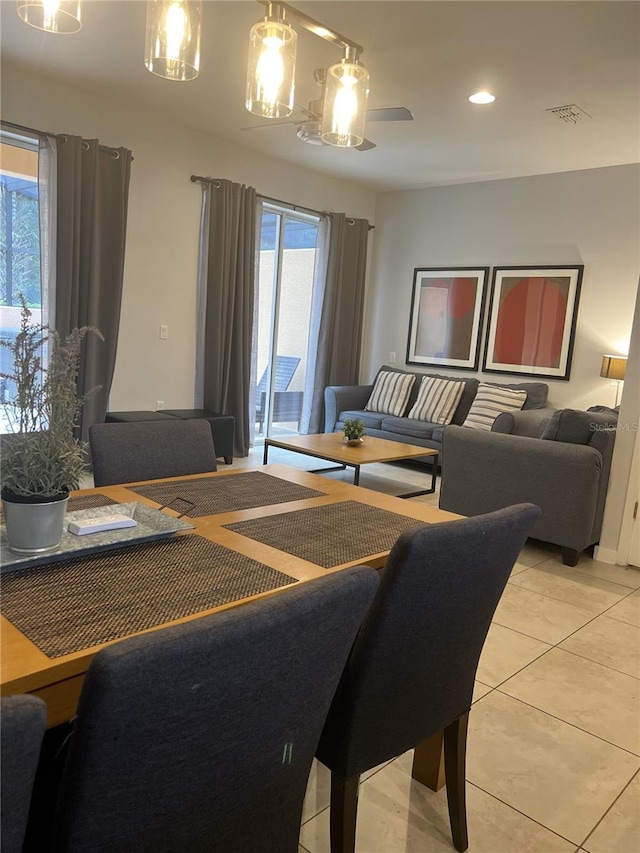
[600,354,627,407]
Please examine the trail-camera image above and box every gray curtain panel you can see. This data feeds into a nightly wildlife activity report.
[197,179,257,457]
[54,135,132,441]
[302,214,369,434]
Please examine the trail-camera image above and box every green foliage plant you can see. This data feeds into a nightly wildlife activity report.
[0,299,102,499]
[342,417,365,442]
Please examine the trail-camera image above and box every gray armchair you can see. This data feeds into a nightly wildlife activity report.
[439,409,618,565]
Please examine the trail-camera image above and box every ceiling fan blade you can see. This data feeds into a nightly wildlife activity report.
[240,121,300,132]
[354,138,377,152]
[366,107,414,123]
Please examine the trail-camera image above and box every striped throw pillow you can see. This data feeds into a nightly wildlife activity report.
[463,383,527,430]
[365,371,416,416]
[407,377,465,425]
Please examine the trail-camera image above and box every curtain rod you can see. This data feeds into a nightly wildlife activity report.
[1,120,134,160]
[1,120,51,139]
[190,175,374,229]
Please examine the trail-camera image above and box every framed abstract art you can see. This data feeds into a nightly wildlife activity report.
[483,265,583,380]
[406,267,489,370]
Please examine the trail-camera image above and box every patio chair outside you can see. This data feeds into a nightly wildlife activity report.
[255,355,302,434]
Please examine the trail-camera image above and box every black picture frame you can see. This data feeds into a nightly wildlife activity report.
[482,265,583,380]
[406,267,489,371]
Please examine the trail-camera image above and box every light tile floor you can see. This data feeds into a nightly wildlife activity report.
[233,446,640,853]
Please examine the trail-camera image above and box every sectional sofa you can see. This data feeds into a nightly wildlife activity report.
[324,365,550,465]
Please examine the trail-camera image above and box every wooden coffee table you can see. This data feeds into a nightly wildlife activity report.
[263,433,438,497]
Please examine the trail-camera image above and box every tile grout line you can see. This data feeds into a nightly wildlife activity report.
[301,803,329,827]
[467,780,582,848]
[564,565,640,592]
[578,766,640,850]
[493,580,640,661]
[504,573,637,612]
[300,757,396,826]
[491,687,640,760]
[483,627,639,693]
[472,583,640,845]
[552,643,640,682]
[480,643,555,691]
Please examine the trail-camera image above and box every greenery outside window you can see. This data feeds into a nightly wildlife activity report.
[0,133,42,421]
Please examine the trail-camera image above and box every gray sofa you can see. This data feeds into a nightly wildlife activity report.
[439,408,619,565]
[324,365,549,466]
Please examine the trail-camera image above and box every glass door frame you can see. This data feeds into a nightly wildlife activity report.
[257,202,319,440]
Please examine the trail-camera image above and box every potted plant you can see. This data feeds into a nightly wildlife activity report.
[342,417,365,446]
[1,300,101,554]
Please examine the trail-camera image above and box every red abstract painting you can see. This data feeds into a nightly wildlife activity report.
[484,266,583,380]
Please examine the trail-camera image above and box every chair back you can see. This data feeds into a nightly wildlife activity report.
[89,419,217,486]
[316,504,540,778]
[1,695,47,853]
[51,566,379,853]
[256,355,300,396]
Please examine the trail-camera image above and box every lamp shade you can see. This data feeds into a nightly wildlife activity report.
[144,0,202,82]
[321,57,370,147]
[17,0,82,33]
[246,12,297,119]
[600,354,627,381]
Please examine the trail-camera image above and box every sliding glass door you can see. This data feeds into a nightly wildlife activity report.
[254,205,319,440]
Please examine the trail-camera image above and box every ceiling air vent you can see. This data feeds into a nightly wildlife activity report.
[545,104,592,124]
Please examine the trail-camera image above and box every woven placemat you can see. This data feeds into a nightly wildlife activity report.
[1,535,296,658]
[225,500,427,568]
[66,494,119,512]
[130,471,325,517]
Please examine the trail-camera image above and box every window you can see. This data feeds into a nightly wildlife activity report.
[0,133,42,423]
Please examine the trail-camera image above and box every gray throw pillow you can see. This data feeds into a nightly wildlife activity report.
[587,405,620,419]
[538,409,595,445]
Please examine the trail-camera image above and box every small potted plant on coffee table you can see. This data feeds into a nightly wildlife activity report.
[1,300,101,554]
[342,417,365,447]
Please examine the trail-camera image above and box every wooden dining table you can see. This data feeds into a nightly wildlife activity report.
[1,462,460,790]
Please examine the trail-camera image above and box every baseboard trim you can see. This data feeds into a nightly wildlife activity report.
[594,546,621,565]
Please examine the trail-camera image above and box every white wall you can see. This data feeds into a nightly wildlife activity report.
[364,166,640,410]
[1,64,376,411]
[598,281,640,563]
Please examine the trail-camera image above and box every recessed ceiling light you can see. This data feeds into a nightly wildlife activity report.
[468,91,496,105]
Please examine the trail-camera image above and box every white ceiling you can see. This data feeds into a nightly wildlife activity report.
[1,1,639,192]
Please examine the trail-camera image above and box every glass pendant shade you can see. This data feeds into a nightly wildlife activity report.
[321,58,370,147]
[246,15,297,119]
[144,0,201,81]
[16,0,82,33]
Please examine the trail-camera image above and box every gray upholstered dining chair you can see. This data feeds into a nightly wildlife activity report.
[315,504,540,853]
[1,694,48,853]
[49,566,379,853]
[89,419,217,486]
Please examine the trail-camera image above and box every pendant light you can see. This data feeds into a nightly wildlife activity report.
[321,47,370,148]
[246,3,297,119]
[144,0,201,82]
[16,0,82,33]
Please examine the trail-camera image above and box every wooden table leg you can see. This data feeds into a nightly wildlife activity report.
[411,730,445,791]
